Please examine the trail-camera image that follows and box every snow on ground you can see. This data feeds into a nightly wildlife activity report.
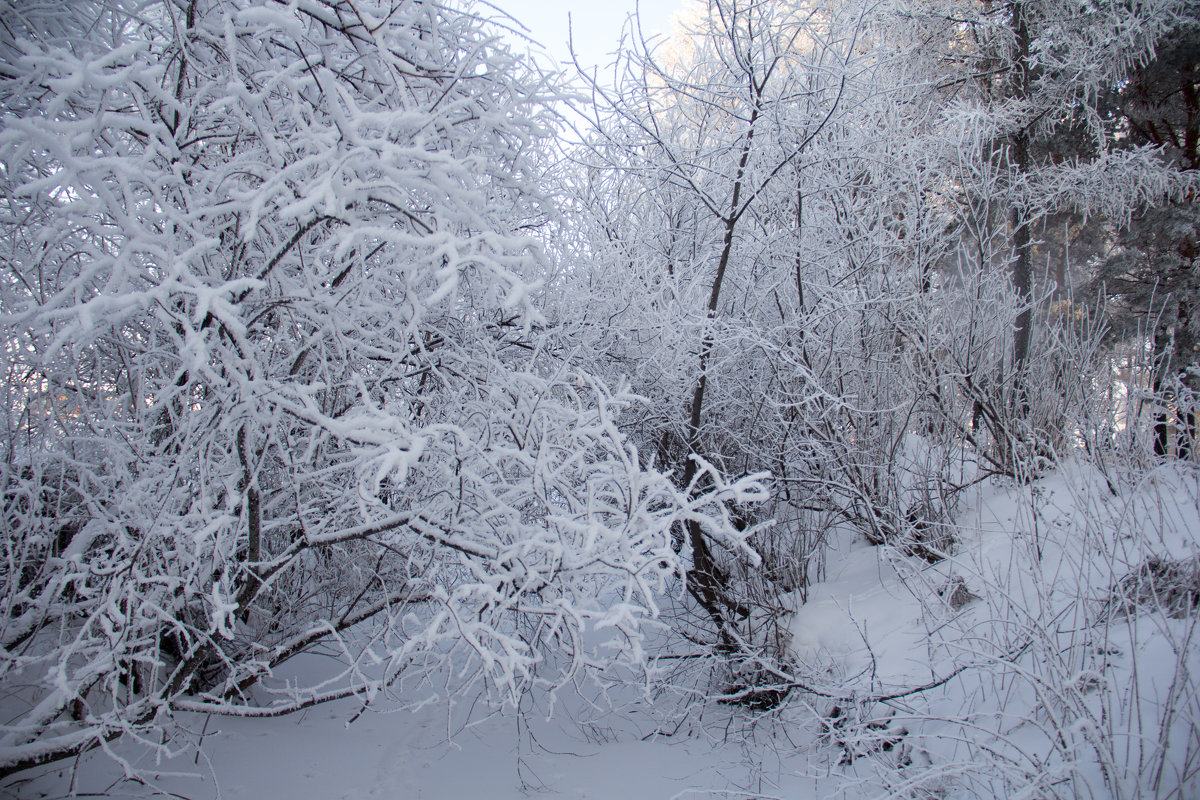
[9,462,1200,799]
[10,686,786,799]
[788,533,939,690]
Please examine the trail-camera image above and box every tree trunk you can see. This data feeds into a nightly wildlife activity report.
[1009,0,1033,377]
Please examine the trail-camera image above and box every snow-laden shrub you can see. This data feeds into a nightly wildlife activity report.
[0,0,766,780]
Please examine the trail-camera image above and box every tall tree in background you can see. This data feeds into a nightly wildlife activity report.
[1096,14,1200,457]
[915,0,1196,469]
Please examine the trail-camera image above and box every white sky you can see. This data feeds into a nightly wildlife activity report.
[484,0,693,71]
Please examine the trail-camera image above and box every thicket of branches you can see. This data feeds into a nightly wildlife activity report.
[2,0,1199,793]
[558,0,1197,692]
[0,0,765,778]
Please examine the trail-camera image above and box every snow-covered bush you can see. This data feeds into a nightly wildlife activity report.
[0,0,766,779]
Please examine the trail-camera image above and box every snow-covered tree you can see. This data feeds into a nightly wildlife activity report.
[556,0,976,697]
[0,0,765,777]
[561,0,864,667]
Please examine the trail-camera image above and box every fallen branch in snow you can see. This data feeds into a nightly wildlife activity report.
[712,624,1035,707]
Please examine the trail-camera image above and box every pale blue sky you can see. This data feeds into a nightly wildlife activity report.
[485,0,691,70]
